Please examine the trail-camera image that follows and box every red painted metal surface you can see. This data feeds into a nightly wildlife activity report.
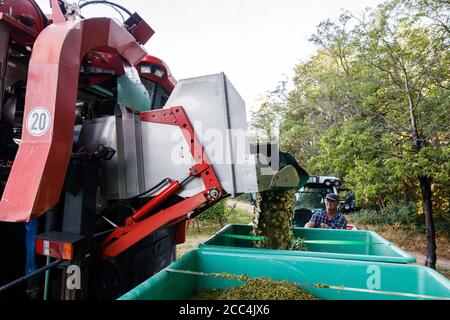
[140,106,222,192]
[0,16,147,222]
[79,51,126,87]
[83,52,177,93]
[0,13,39,45]
[172,107,223,191]
[87,51,125,75]
[140,107,223,192]
[49,0,65,24]
[132,180,182,222]
[102,192,207,259]
[0,0,47,46]
[175,220,189,245]
[100,106,224,258]
[124,12,155,45]
[138,55,177,93]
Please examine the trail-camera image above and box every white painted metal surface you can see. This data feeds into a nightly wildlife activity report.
[141,73,259,197]
[78,73,264,199]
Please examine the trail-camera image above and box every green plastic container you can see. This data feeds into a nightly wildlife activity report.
[199,224,416,264]
[119,249,450,300]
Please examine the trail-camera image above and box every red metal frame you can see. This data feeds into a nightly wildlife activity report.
[79,51,126,87]
[0,13,39,45]
[0,0,47,46]
[100,106,224,258]
[83,53,177,94]
[138,55,177,93]
[123,12,155,45]
[0,6,147,222]
[175,220,189,245]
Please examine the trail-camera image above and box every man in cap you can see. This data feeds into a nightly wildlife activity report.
[304,193,347,229]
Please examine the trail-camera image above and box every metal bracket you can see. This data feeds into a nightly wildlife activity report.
[100,106,224,258]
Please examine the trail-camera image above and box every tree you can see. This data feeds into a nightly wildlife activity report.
[351,0,449,268]
[267,0,449,268]
[250,78,291,142]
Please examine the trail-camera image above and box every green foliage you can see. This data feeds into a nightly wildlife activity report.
[434,217,450,239]
[352,202,419,226]
[251,0,449,219]
[198,199,230,226]
[231,207,253,224]
[250,0,450,254]
[353,201,450,239]
[197,200,251,227]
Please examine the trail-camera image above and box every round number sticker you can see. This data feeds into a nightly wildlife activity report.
[26,107,51,136]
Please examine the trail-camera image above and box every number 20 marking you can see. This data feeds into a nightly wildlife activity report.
[26,107,51,136]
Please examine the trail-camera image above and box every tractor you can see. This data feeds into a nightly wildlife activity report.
[292,176,357,229]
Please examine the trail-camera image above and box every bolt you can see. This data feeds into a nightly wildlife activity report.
[209,188,220,199]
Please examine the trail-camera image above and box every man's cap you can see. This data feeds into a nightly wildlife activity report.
[325,193,339,202]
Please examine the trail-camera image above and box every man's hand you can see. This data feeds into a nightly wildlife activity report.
[304,221,315,228]
[320,223,329,229]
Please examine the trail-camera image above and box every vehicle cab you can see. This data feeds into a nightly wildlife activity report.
[137,55,177,109]
[293,176,356,230]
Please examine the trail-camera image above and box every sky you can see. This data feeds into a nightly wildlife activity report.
[35,0,383,112]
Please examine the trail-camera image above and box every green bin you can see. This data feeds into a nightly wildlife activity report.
[119,249,450,300]
[199,224,416,263]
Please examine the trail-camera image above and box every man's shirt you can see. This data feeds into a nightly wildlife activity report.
[309,209,347,229]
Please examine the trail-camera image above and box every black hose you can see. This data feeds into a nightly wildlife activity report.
[97,178,171,220]
[93,228,115,239]
[132,178,171,199]
[0,259,63,293]
[79,1,133,17]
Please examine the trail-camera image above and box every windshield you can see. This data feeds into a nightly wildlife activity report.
[339,190,356,206]
[295,187,333,211]
[141,78,170,110]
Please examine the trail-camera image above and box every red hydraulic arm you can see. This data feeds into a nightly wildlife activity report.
[101,106,225,259]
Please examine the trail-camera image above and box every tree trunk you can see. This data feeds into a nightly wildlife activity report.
[404,80,436,268]
[418,175,436,269]
[405,83,421,152]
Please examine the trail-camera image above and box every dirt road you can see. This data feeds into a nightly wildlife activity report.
[411,252,450,268]
[227,199,253,214]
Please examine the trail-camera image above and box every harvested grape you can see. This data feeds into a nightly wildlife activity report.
[252,190,295,250]
[190,277,318,300]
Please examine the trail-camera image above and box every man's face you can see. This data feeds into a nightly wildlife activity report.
[325,199,339,211]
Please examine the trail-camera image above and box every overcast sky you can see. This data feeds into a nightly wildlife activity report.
[35,0,383,112]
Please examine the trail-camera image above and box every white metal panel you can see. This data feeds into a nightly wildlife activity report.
[141,73,258,197]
